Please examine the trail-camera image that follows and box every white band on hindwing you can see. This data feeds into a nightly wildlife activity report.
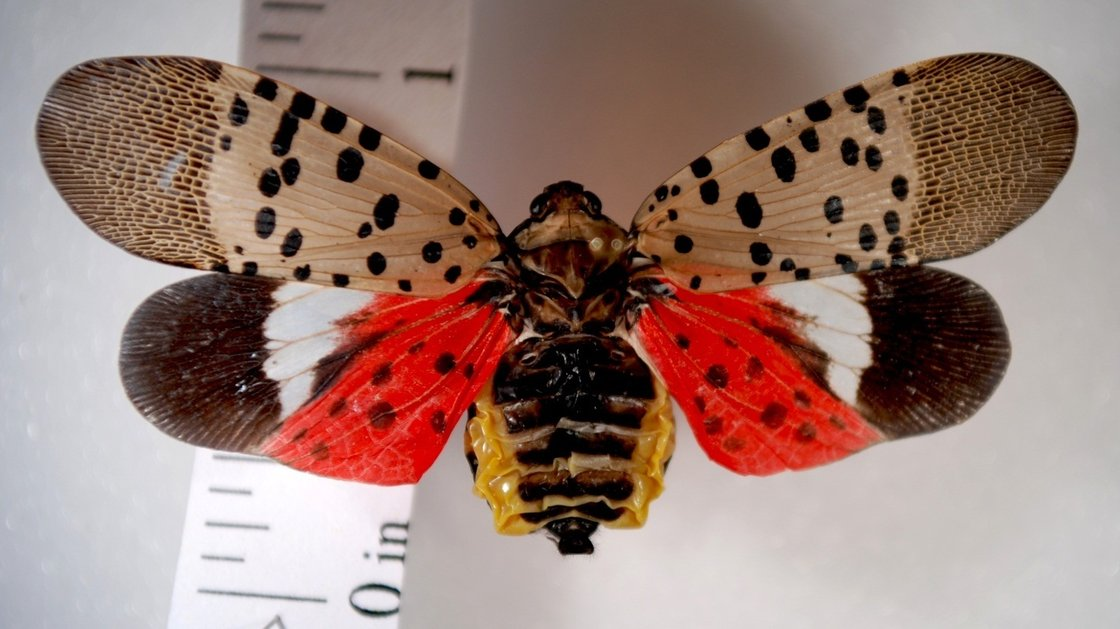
[766,274,873,406]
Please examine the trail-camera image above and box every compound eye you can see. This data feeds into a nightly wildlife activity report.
[583,191,602,215]
[529,191,549,217]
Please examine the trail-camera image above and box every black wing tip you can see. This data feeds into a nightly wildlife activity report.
[930,51,1078,163]
[908,53,1077,262]
[119,274,283,453]
[37,55,230,270]
[855,266,1011,439]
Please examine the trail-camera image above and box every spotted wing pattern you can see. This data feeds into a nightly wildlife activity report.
[632,267,1009,475]
[633,54,1076,293]
[121,273,513,484]
[37,57,500,296]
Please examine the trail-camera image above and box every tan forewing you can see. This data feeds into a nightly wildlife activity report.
[633,53,1076,292]
[37,57,501,296]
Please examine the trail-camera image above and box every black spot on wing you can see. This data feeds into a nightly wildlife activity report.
[281,228,302,257]
[337,148,363,182]
[321,106,347,133]
[884,210,901,235]
[255,208,276,239]
[865,146,882,171]
[841,138,860,166]
[369,401,396,429]
[823,196,844,224]
[835,253,858,273]
[746,356,765,380]
[435,352,456,375]
[229,95,249,126]
[374,194,399,230]
[804,99,832,122]
[891,175,909,200]
[444,265,462,284]
[430,410,447,434]
[690,156,712,178]
[843,84,870,109]
[745,127,770,150]
[367,252,386,275]
[370,362,392,385]
[887,236,906,255]
[798,127,820,152]
[867,107,887,134]
[280,158,300,185]
[289,91,315,119]
[699,179,720,205]
[418,160,440,180]
[859,224,878,251]
[749,242,772,266]
[760,402,787,428]
[736,192,763,228]
[258,168,281,197]
[359,125,381,151]
[706,364,729,388]
[422,241,443,263]
[771,147,796,182]
[254,78,278,101]
[271,112,299,157]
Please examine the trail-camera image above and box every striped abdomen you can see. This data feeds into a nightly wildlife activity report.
[465,333,673,554]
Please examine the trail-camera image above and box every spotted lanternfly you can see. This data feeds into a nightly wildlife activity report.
[38,54,1075,554]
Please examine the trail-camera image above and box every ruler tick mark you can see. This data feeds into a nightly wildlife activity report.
[200,554,246,562]
[208,486,253,496]
[212,453,276,464]
[257,64,381,79]
[261,1,325,11]
[403,67,454,83]
[205,520,270,531]
[198,588,327,603]
[259,32,303,43]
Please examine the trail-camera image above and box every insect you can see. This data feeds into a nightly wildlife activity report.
[38,54,1075,554]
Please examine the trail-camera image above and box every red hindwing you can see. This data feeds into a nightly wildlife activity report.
[261,279,514,484]
[634,267,1013,476]
[635,276,885,475]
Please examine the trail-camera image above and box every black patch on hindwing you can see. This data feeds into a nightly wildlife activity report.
[120,274,283,452]
[855,267,1010,438]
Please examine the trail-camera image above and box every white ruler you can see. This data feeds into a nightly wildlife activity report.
[167,2,470,627]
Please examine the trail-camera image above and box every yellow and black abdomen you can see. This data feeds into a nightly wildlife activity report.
[465,333,674,554]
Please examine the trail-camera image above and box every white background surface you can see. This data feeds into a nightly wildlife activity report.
[3,1,1118,628]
